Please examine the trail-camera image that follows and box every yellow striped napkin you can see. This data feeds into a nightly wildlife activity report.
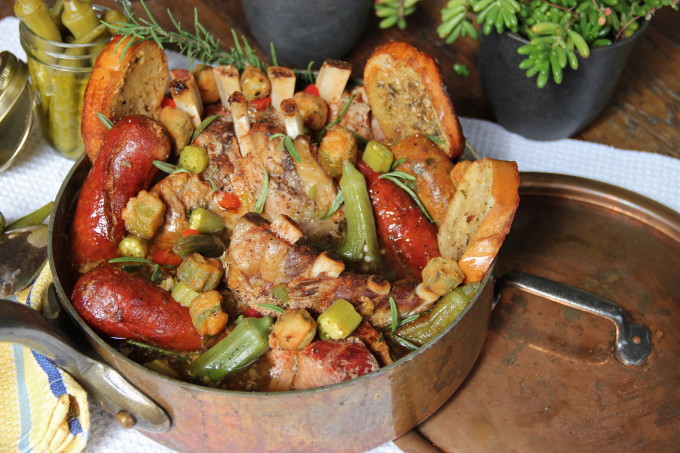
[0,265,90,453]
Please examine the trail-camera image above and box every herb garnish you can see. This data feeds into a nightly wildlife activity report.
[269,134,302,163]
[316,94,356,142]
[258,303,285,314]
[153,160,190,174]
[107,0,267,71]
[320,190,344,220]
[97,112,114,130]
[391,158,406,170]
[191,114,221,142]
[389,296,398,334]
[254,169,269,214]
[379,171,434,223]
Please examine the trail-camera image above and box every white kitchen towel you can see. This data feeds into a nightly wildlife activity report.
[2,13,680,453]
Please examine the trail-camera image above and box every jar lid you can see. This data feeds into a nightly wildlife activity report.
[0,51,35,174]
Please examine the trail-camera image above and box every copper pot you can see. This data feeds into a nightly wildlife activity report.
[0,158,652,453]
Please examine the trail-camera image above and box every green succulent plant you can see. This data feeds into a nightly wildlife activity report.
[375,0,678,87]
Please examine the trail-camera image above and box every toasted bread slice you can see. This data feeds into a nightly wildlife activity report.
[438,158,520,283]
[363,42,465,160]
[81,35,168,161]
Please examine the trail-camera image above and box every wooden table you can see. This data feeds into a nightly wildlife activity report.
[2,0,678,157]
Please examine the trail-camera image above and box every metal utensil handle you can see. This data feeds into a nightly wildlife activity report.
[0,299,171,432]
[494,271,651,367]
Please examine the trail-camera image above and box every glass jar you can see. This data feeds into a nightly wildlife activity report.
[19,16,109,159]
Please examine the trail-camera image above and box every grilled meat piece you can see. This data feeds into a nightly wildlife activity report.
[265,336,379,391]
[224,213,437,326]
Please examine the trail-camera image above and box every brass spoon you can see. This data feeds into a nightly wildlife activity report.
[0,224,48,297]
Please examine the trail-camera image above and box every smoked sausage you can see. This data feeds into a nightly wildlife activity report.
[70,115,171,272]
[72,265,203,352]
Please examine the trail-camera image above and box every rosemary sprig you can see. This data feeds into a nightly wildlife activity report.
[380,171,434,223]
[191,114,220,142]
[391,158,406,170]
[107,0,266,71]
[97,112,114,130]
[320,190,344,220]
[389,296,398,334]
[258,303,285,314]
[316,94,356,142]
[270,133,302,163]
[153,160,190,175]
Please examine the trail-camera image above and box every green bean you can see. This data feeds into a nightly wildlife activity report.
[61,0,100,40]
[15,0,61,42]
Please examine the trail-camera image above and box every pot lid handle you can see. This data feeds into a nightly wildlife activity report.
[494,271,652,366]
[0,293,172,433]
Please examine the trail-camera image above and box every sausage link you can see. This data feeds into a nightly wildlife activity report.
[72,264,203,352]
[368,177,440,279]
[70,116,171,272]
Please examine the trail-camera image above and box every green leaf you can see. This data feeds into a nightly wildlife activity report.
[191,114,221,142]
[389,296,398,334]
[255,169,269,214]
[97,113,114,130]
[258,303,285,314]
[320,190,345,220]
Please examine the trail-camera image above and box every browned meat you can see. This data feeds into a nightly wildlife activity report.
[294,338,379,390]
[264,337,379,391]
[194,117,343,248]
[353,320,393,366]
[224,213,437,326]
[337,86,374,141]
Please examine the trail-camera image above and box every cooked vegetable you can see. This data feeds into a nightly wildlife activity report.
[171,281,200,307]
[172,234,225,258]
[144,359,179,378]
[193,64,220,104]
[4,201,53,231]
[190,316,273,382]
[421,257,464,297]
[189,290,228,336]
[61,0,100,39]
[395,282,480,346]
[335,160,380,273]
[240,65,271,101]
[117,235,148,259]
[159,106,194,154]
[362,140,394,173]
[317,299,362,340]
[189,207,224,234]
[177,253,223,292]
[15,0,62,42]
[293,91,328,130]
[318,127,358,178]
[178,145,209,174]
[273,309,317,350]
[121,190,166,240]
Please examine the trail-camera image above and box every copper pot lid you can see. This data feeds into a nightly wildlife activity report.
[406,172,680,452]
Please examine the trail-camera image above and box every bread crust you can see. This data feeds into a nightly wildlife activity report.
[363,42,465,160]
[81,35,168,161]
[458,159,520,283]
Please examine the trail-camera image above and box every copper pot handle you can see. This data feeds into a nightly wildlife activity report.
[494,271,652,367]
[0,297,171,433]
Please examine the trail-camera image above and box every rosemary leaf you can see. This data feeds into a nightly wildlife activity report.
[150,263,161,282]
[191,114,221,142]
[258,303,285,314]
[380,170,416,181]
[255,168,269,214]
[109,257,153,265]
[381,175,434,223]
[270,42,278,66]
[97,112,114,130]
[320,190,344,220]
[397,314,420,327]
[270,134,301,163]
[153,160,190,174]
[389,296,398,334]
[391,158,407,170]
[387,333,419,351]
[426,134,445,145]
[204,166,218,192]
[327,93,355,129]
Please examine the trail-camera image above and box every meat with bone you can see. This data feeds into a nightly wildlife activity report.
[223,213,438,327]
[193,117,343,248]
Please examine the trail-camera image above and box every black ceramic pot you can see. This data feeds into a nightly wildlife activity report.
[242,0,373,68]
[479,23,648,140]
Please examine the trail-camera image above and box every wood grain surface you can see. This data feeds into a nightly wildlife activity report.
[2,0,677,157]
